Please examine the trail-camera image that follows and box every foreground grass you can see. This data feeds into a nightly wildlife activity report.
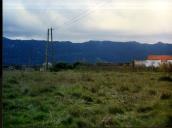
[3,70,172,128]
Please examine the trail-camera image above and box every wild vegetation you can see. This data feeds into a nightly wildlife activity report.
[3,67,172,128]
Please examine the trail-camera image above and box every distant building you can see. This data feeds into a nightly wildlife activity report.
[134,55,172,67]
[147,55,172,63]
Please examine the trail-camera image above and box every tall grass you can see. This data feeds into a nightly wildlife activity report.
[3,69,172,128]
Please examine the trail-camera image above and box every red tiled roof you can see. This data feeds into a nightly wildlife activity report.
[147,55,172,60]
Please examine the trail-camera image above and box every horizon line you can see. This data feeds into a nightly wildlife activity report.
[3,36,171,45]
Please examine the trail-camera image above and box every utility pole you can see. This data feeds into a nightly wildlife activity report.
[45,27,55,71]
[45,28,49,71]
[50,27,55,65]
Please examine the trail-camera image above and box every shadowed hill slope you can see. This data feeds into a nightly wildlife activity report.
[3,37,172,65]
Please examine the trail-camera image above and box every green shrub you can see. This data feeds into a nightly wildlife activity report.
[50,61,92,71]
[50,62,74,71]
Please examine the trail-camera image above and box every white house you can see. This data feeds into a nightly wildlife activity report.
[134,55,172,67]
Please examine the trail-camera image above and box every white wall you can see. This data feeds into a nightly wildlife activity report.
[167,60,172,63]
[134,60,147,67]
[145,60,161,67]
[134,60,161,67]
[135,60,172,67]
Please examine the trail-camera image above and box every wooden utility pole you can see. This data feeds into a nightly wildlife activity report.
[45,28,49,71]
[50,27,55,65]
[50,27,53,42]
[45,27,55,71]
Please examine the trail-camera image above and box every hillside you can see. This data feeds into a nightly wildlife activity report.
[3,37,172,65]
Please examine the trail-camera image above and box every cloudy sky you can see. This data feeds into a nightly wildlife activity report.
[3,0,172,43]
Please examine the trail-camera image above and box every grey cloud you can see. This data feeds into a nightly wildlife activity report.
[3,0,172,43]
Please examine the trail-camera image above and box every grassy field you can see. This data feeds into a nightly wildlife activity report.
[2,69,172,128]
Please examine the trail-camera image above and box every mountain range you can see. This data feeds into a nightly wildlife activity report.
[3,37,172,66]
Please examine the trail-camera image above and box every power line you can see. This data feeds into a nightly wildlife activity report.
[56,0,113,31]
[59,0,101,27]
[43,0,112,70]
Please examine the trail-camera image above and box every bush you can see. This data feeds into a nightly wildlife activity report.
[50,62,74,71]
[50,62,92,71]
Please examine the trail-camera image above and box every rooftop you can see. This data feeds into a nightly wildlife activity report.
[147,55,172,61]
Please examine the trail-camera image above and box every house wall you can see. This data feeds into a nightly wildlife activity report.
[134,60,161,67]
[167,60,172,63]
[134,56,172,67]
[145,60,161,67]
[134,60,172,67]
[134,60,147,67]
